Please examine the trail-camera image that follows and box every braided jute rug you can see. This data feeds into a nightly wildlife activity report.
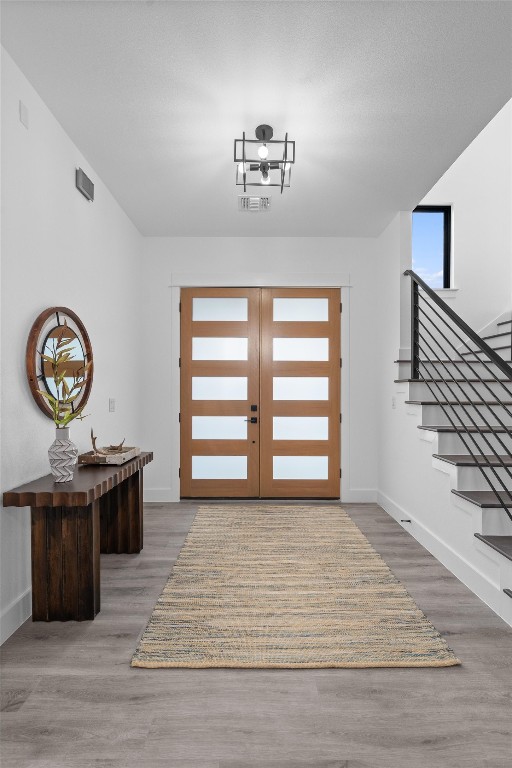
[131,505,460,668]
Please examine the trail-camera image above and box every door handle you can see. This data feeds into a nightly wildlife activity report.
[245,417,258,423]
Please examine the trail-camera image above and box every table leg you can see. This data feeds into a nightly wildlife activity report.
[31,500,100,621]
[99,469,143,554]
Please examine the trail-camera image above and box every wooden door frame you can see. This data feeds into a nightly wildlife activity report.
[168,273,352,502]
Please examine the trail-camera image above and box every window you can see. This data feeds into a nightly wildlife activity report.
[412,205,451,289]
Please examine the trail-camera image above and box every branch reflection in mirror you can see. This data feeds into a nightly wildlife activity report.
[26,306,94,420]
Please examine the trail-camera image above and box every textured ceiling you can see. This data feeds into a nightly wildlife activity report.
[2,1,512,237]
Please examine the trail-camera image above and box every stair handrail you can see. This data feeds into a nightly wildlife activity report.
[404,269,512,522]
[404,270,512,380]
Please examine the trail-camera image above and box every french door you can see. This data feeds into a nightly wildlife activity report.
[180,288,341,498]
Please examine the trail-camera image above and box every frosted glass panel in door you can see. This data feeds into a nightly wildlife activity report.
[192,377,247,400]
[273,456,329,480]
[273,298,329,322]
[273,417,329,441]
[192,337,248,360]
[192,416,247,440]
[192,455,247,479]
[273,338,329,361]
[192,298,248,322]
[273,377,329,400]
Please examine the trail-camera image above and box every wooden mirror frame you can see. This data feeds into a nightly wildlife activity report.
[26,306,94,419]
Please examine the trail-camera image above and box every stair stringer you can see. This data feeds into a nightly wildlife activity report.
[377,387,512,627]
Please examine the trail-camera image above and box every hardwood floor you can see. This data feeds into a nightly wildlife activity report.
[1,501,511,768]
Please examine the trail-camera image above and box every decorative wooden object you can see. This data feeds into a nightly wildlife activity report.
[78,448,141,465]
[3,452,153,621]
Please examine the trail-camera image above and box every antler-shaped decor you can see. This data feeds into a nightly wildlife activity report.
[91,429,126,455]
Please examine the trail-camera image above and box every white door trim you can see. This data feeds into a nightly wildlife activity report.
[170,272,352,288]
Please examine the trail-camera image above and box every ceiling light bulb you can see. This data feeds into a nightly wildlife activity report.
[258,145,269,160]
[261,172,270,185]
[238,162,246,175]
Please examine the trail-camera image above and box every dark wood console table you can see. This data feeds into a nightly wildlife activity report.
[3,452,153,622]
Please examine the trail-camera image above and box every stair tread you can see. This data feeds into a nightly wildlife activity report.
[395,378,512,384]
[418,425,512,433]
[474,534,512,562]
[396,359,491,364]
[406,400,512,406]
[480,331,512,342]
[497,320,512,327]
[434,454,512,466]
[452,490,512,508]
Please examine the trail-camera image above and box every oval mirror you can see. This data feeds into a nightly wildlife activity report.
[26,307,94,419]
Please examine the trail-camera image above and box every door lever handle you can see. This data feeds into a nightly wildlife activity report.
[244,417,258,423]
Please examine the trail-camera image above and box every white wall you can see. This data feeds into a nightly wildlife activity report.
[379,100,512,514]
[141,236,381,503]
[0,49,144,643]
[375,101,512,623]
[420,99,512,331]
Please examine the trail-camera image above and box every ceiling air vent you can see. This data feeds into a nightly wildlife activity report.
[238,195,271,212]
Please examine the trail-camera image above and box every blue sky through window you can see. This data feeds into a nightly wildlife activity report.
[412,211,445,289]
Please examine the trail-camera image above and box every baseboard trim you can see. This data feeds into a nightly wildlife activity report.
[0,587,31,645]
[143,488,175,503]
[342,488,378,503]
[143,488,378,504]
[377,491,509,624]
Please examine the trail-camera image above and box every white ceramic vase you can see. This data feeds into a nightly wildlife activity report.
[48,427,78,482]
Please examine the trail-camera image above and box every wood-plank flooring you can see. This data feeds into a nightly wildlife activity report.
[1,501,511,768]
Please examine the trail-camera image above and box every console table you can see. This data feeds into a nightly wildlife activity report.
[3,452,153,622]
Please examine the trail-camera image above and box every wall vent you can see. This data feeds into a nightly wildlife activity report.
[76,168,94,201]
[238,195,271,212]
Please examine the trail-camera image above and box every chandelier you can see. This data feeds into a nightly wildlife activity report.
[234,124,295,193]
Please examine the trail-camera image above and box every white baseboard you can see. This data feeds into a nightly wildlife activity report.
[342,488,378,503]
[143,488,175,503]
[0,587,31,645]
[377,491,510,626]
[144,488,378,504]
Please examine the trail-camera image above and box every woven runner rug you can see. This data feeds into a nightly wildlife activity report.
[131,505,460,668]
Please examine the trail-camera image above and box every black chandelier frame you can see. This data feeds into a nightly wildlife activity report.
[234,128,295,194]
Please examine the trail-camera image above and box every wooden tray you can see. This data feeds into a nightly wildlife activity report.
[78,447,141,465]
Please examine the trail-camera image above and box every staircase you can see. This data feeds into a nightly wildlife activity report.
[396,270,512,625]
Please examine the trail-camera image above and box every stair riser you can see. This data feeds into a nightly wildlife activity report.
[463,335,511,352]
[451,495,512,530]
[480,508,512,536]
[459,356,512,367]
[407,380,512,400]
[456,466,512,491]
[464,332,511,349]
[397,361,511,379]
[437,431,512,455]
[421,404,512,427]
